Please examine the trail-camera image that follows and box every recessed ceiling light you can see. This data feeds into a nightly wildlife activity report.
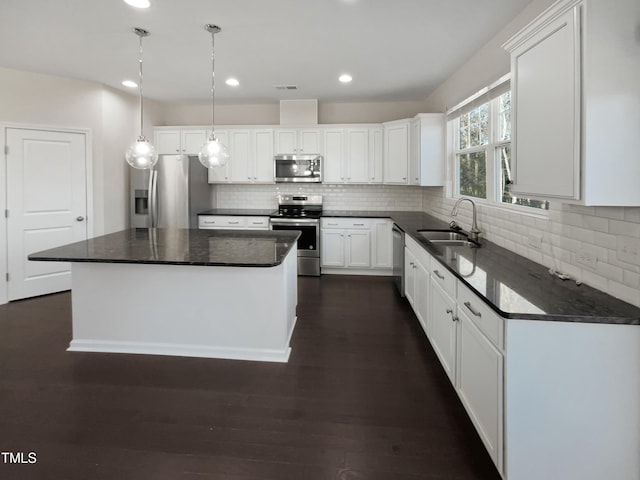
[225,78,240,87]
[339,74,353,83]
[123,0,150,8]
[122,80,137,88]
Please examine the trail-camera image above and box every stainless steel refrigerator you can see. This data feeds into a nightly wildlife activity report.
[130,154,211,228]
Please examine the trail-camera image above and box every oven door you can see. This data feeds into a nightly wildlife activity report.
[270,218,319,257]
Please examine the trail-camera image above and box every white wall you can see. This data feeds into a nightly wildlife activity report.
[0,67,164,235]
[160,99,429,126]
[419,0,640,308]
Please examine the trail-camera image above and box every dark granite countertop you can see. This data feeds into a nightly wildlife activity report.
[391,212,640,325]
[28,228,300,268]
[198,209,275,216]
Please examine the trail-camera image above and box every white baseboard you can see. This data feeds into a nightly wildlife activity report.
[68,339,291,363]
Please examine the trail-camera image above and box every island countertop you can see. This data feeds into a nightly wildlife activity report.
[28,228,300,267]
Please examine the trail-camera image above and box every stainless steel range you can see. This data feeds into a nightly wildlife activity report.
[269,194,322,276]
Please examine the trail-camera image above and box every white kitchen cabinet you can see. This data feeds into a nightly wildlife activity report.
[321,229,370,269]
[403,236,504,474]
[404,246,417,307]
[229,130,252,183]
[208,129,274,184]
[404,237,430,334]
[321,218,372,272]
[198,215,269,230]
[274,128,322,155]
[154,128,208,155]
[320,229,346,267]
[457,306,503,470]
[323,127,384,184]
[383,120,409,184]
[504,0,640,206]
[322,128,344,183]
[251,129,275,182]
[227,129,275,183]
[371,219,392,269]
[409,114,445,186]
[368,127,383,183]
[429,279,457,383]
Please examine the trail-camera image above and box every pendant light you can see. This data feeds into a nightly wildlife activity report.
[198,24,229,168]
[125,27,158,170]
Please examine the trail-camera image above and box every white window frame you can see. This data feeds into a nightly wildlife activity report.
[447,76,549,217]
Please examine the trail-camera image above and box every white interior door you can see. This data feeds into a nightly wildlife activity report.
[6,128,88,301]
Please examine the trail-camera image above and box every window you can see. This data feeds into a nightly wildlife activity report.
[451,83,548,211]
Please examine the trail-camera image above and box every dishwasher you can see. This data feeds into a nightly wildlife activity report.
[392,224,405,296]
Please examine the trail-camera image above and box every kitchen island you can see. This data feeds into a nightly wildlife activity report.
[29,228,300,363]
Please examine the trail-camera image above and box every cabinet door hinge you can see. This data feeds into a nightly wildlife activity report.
[4,209,8,219]
[4,145,8,155]
[5,273,9,282]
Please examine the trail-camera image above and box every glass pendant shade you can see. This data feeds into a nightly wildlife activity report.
[126,27,157,170]
[198,24,229,169]
[126,136,158,169]
[199,134,229,168]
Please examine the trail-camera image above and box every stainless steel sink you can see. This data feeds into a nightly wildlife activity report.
[417,230,480,247]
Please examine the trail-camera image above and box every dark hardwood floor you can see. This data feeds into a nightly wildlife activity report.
[0,275,501,480]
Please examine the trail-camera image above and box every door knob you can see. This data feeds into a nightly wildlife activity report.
[76,216,85,222]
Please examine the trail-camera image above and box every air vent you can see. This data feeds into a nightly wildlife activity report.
[275,85,298,90]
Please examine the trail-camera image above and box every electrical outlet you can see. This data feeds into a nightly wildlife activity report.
[617,236,640,265]
[576,250,597,269]
[527,233,543,249]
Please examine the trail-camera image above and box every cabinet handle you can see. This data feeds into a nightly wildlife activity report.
[433,270,445,280]
[402,177,407,180]
[228,221,240,225]
[464,301,482,318]
[353,223,364,226]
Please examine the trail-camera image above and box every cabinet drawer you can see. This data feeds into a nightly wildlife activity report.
[245,216,270,229]
[430,262,455,298]
[198,216,247,229]
[321,218,371,229]
[457,283,504,350]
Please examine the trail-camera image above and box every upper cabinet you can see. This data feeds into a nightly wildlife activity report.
[208,128,274,184]
[323,126,383,184]
[504,0,640,206]
[410,114,445,186]
[274,128,322,155]
[383,119,410,184]
[154,128,207,155]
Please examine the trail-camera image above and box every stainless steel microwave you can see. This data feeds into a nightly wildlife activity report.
[274,154,322,183]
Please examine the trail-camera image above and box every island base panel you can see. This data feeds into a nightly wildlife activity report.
[68,252,297,363]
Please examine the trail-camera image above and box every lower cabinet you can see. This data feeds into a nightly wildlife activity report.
[404,236,504,475]
[321,218,392,275]
[198,215,270,230]
[404,238,430,334]
[457,307,503,469]
[429,280,458,383]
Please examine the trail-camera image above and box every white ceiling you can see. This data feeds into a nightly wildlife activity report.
[0,0,531,105]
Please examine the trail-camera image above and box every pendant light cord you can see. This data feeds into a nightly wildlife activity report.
[210,28,216,139]
[138,32,145,139]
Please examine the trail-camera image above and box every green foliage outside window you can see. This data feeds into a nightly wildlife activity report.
[459,152,487,199]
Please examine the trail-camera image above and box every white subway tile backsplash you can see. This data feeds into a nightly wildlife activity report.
[214,183,424,211]
[423,187,640,308]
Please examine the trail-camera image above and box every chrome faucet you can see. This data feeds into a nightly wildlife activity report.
[450,197,481,242]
